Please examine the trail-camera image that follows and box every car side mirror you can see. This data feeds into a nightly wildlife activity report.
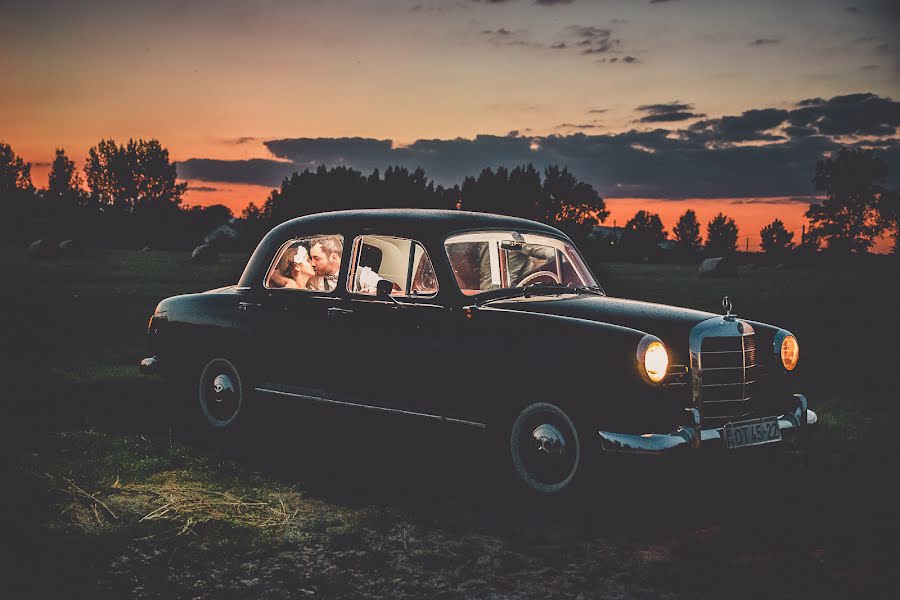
[376,278,402,307]
[376,278,394,298]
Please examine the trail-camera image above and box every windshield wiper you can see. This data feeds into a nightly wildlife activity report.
[476,282,604,306]
[521,282,605,298]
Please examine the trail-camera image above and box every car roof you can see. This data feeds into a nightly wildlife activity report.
[271,208,564,238]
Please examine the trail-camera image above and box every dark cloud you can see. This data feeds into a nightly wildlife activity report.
[479,22,629,59]
[844,6,862,14]
[480,27,545,49]
[788,92,900,137]
[690,108,790,142]
[636,101,704,122]
[186,184,227,192]
[264,137,396,167]
[32,161,51,167]
[861,64,880,70]
[471,0,574,4]
[598,56,641,64]
[179,94,900,200]
[556,123,600,130]
[750,38,781,46]
[784,125,819,138]
[649,0,678,3]
[588,108,607,114]
[224,136,258,145]
[729,196,817,205]
[564,25,621,55]
[176,158,295,187]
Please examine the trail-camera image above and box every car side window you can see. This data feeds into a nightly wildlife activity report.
[265,234,345,292]
[348,235,438,297]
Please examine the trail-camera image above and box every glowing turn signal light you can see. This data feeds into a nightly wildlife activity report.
[781,335,799,371]
[644,341,669,383]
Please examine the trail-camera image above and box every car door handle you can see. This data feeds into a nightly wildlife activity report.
[238,301,263,312]
[327,307,353,319]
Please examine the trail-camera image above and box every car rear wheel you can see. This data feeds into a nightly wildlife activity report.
[509,402,581,495]
[197,358,244,430]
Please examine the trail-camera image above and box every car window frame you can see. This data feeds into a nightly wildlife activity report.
[441,229,598,298]
[346,234,440,300]
[262,233,346,294]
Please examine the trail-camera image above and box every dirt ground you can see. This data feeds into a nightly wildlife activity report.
[3,397,897,600]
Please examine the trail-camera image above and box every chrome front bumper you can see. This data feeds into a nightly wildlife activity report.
[599,394,816,455]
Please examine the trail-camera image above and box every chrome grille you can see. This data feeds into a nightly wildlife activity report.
[699,333,757,427]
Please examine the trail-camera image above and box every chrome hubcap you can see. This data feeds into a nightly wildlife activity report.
[212,374,235,401]
[517,414,576,486]
[204,371,239,423]
[532,424,566,455]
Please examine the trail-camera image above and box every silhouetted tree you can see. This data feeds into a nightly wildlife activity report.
[673,209,702,254]
[619,210,667,259]
[541,165,608,241]
[760,219,795,258]
[258,164,454,230]
[1,141,36,243]
[877,189,899,255]
[705,212,739,255]
[46,148,85,207]
[82,139,186,247]
[84,138,185,215]
[456,164,607,241]
[1,141,34,194]
[806,148,889,254]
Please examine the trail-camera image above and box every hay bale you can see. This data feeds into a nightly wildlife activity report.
[203,224,240,249]
[27,239,59,259]
[699,256,737,277]
[58,239,84,258]
[191,244,219,264]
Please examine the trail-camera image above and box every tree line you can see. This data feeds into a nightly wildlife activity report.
[1,139,897,260]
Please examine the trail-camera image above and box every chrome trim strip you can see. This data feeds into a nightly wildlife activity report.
[254,386,487,429]
[701,397,752,404]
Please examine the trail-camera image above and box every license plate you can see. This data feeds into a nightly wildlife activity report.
[723,417,781,449]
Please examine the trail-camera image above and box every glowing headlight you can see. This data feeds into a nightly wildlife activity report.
[638,336,669,383]
[780,334,799,371]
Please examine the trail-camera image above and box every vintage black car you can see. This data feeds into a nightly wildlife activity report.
[141,209,815,494]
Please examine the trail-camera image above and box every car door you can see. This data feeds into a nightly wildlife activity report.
[329,235,454,417]
[243,234,349,396]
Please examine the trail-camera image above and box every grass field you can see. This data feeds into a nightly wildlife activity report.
[1,247,898,598]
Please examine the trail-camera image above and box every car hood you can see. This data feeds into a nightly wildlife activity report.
[486,294,720,361]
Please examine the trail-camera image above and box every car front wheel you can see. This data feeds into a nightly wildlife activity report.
[509,402,581,495]
[197,358,244,430]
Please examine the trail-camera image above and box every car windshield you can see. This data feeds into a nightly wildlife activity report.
[444,231,599,296]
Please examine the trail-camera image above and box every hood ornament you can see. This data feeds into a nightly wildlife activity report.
[722,296,734,320]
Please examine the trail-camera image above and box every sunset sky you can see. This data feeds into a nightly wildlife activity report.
[2,0,898,250]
